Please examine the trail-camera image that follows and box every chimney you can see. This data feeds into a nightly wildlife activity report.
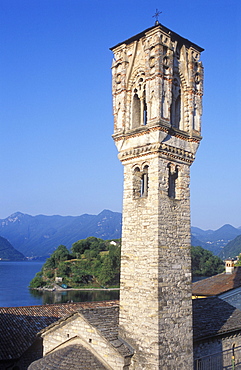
[225,259,235,274]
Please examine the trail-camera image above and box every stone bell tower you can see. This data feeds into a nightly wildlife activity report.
[111,22,203,369]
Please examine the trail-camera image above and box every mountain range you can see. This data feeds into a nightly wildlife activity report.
[0,210,240,260]
[0,210,122,258]
[191,224,241,257]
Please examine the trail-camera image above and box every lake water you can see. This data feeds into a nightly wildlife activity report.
[0,261,119,307]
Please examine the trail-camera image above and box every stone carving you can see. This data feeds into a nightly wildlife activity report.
[111,23,204,369]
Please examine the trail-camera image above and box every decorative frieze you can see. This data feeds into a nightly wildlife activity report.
[118,142,195,163]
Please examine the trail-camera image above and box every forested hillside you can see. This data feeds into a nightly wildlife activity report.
[29,237,120,289]
[191,246,224,276]
[29,239,224,289]
[221,235,241,259]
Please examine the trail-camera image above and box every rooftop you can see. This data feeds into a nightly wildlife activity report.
[193,297,241,341]
[110,23,204,52]
[28,344,109,370]
[192,267,241,297]
[39,304,132,358]
[2,297,241,367]
[0,300,117,361]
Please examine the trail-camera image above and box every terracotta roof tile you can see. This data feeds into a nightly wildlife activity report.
[3,297,241,366]
[0,300,118,361]
[192,267,241,296]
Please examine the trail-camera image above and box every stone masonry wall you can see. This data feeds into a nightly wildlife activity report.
[157,156,193,369]
[42,314,127,370]
[194,334,241,368]
[119,151,193,370]
[120,154,160,369]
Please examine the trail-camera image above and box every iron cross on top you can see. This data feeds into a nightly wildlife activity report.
[152,9,162,24]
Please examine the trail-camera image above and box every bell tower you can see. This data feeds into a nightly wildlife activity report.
[111,23,203,369]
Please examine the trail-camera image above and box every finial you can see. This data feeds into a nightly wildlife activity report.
[152,9,162,25]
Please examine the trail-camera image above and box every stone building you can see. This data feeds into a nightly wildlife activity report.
[0,301,110,369]
[193,297,241,368]
[110,20,203,369]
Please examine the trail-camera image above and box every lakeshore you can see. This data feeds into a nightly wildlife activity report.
[34,285,120,292]
[0,261,120,307]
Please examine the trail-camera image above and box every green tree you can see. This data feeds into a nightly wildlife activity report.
[191,246,224,276]
[235,254,241,266]
[44,245,71,269]
[71,237,107,257]
[98,255,115,286]
[57,261,71,277]
[108,245,121,272]
[29,271,45,288]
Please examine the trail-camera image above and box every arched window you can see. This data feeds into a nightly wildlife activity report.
[171,78,181,129]
[174,95,181,128]
[131,76,147,128]
[133,165,149,198]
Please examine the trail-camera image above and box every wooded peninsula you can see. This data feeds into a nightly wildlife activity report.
[29,237,224,290]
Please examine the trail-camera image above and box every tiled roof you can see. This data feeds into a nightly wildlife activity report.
[40,305,133,358]
[28,344,109,370]
[193,297,241,341]
[0,300,118,361]
[3,297,241,366]
[29,298,241,368]
[81,306,128,355]
[192,267,241,296]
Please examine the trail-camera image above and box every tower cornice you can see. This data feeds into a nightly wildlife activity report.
[117,141,195,164]
[112,123,202,144]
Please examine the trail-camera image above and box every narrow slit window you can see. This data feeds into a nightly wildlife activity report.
[141,166,148,197]
[143,101,147,125]
[168,165,178,198]
[132,90,141,128]
[133,167,141,198]
[143,88,147,125]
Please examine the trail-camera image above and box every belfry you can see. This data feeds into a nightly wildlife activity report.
[111,22,203,369]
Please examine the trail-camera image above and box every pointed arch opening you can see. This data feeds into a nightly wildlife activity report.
[133,165,149,199]
[171,77,182,129]
[131,74,147,129]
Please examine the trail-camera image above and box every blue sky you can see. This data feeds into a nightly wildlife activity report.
[0,0,240,230]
